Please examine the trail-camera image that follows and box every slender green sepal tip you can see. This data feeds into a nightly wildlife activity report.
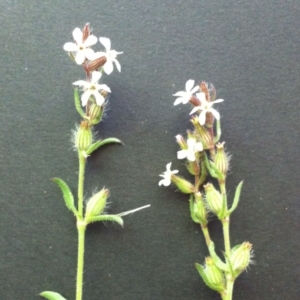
[40,291,67,300]
[85,214,124,227]
[74,88,85,118]
[195,263,212,288]
[208,242,228,272]
[86,137,123,155]
[52,177,78,217]
[228,181,243,215]
[214,118,222,143]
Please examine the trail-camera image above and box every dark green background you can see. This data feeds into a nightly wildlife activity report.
[1,0,299,299]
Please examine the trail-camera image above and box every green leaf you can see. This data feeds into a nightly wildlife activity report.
[228,181,243,215]
[208,242,228,272]
[74,88,85,118]
[85,214,124,227]
[52,178,78,216]
[86,137,123,155]
[40,291,67,300]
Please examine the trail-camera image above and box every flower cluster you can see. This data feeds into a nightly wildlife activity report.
[159,80,252,299]
[63,24,122,110]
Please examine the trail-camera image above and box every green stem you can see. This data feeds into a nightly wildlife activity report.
[76,222,86,300]
[76,153,87,300]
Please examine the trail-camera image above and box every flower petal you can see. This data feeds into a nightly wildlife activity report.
[103,60,114,75]
[213,98,224,104]
[81,90,92,106]
[75,51,85,65]
[177,150,187,160]
[84,48,95,61]
[93,92,105,106]
[97,84,111,93]
[199,111,207,125]
[210,109,220,120]
[185,79,195,92]
[91,71,102,83]
[190,106,201,115]
[73,80,89,88]
[84,34,97,47]
[114,58,121,72]
[72,28,83,45]
[99,37,111,51]
[63,42,78,52]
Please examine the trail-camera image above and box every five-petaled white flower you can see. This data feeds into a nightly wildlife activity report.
[177,138,203,162]
[173,79,199,106]
[189,92,224,125]
[63,28,97,65]
[73,71,111,107]
[158,162,179,187]
[93,37,123,75]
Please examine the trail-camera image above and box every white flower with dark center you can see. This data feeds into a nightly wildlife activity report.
[173,80,199,106]
[73,71,111,106]
[63,28,97,65]
[158,163,179,186]
[189,92,224,125]
[93,37,123,75]
[177,138,203,161]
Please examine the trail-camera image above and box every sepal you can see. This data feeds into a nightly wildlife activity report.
[40,291,67,300]
[85,214,124,227]
[204,153,225,181]
[190,193,208,225]
[52,178,78,216]
[86,137,123,155]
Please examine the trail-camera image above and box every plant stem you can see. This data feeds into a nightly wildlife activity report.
[76,153,87,300]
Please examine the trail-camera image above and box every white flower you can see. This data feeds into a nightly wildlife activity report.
[93,37,123,75]
[177,138,203,162]
[63,28,97,65]
[73,71,111,106]
[189,92,224,125]
[173,80,199,106]
[158,162,179,187]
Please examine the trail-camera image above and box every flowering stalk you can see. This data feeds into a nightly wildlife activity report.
[40,24,149,300]
[159,80,253,300]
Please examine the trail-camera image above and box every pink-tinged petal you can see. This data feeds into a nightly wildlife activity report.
[81,90,92,106]
[190,106,201,115]
[93,92,105,106]
[84,48,95,60]
[91,71,102,83]
[73,80,89,88]
[99,37,111,51]
[185,80,195,92]
[72,28,83,45]
[199,111,207,125]
[84,34,97,47]
[114,59,121,72]
[103,61,113,75]
[213,98,224,104]
[98,84,111,93]
[210,109,220,120]
[75,52,85,65]
[63,42,78,52]
[177,150,187,160]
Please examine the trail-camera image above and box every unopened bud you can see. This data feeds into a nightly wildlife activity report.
[87,56,107,72]
[85,188,109,219]
[89,103,104,125]
[82,23,91,42]
[204,257,225,291]
[199,82,210,102]
[175,134,187,149]
[75,121,93,153]
[193,192,208,225]
[204,183,224,218]
[191,116,214,150]
[172,175,195,194]
[214,142,230,178]
[230,242,253,276]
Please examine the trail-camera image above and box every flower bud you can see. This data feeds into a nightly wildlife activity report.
[193,192,208,225]
[85,188,109,219]
[230,242,253,276]
[87,56,107,72]
[175,134,187,149]
[214,142,230,178]
[204,183,224,218]
[200,81,210,102]
[75,121,93,153]
[82,23,91,42]
[191,116,214,150]
[171,175,195,194]
[204,257,225,291]
[88,103,104,125]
